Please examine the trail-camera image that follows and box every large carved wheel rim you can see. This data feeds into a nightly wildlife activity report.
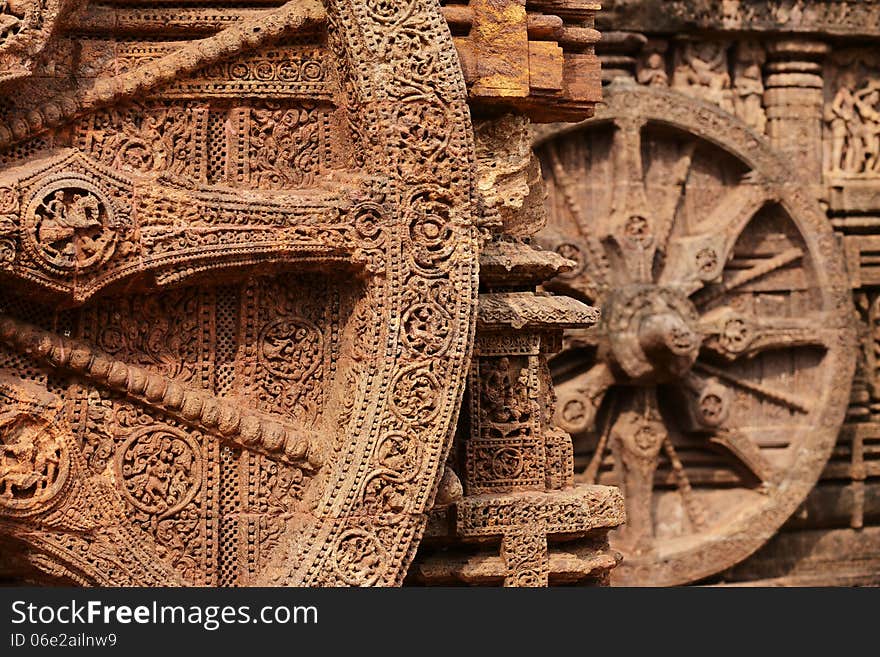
[205,0,478,587]
[0,0,478,586]
[534,83,856,586]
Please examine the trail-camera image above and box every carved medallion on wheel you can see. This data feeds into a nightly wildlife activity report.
[25,176,118,273]
[0,412,68,513]
[533,83,856,585]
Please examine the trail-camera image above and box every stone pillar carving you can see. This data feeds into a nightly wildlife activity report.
[408,115,625,587]
[765,39,829,184]
[445,0,602,121]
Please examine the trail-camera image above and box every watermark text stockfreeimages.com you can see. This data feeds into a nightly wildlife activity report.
[10,599,318,632]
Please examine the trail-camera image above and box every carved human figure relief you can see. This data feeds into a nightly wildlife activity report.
[733,41,766,134]
[825,52,880,178]
[673,41,735,114]
[637,42,669,88]
[0,414,64,507]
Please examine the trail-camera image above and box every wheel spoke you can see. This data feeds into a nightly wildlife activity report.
[663,432,708,531]
[695,247,803,307]
[708,430,780,485]
[607,117,655,283]
[697,181,774,258]
[545,143,612,288]
[650,141,696,256]
[610,117,648,199]
[611,388,665,553]
[693,361,811,414]
[699,308,834,360]
[660,183,775,291]
[553,361,615,434]
[580,393,617,485]
[681,371,779,485]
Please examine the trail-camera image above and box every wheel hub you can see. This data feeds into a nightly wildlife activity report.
[604,285,701,382]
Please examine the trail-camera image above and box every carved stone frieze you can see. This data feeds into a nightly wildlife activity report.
[825,49,880,180]
[601,1,880,38]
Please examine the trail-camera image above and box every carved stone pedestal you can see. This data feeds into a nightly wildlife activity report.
[408,238,625,586]
[415,485,624,586]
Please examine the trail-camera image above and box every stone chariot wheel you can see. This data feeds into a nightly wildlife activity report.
[533,82,856,585]
[0,0,479,587]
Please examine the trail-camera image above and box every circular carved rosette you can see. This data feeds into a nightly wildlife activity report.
[115,426,202,518]
[534,83,856,585]
[351,202,387,247]
[257,317,324,380]
[405,186,458,276]
[0,414,69,513]
[0,186,18,214]
[401,302,453,358]
[23,175,118,273]
[330,529,388,586]
[375,431,423,481]
[491,447,525,479]
[389,364,443,424]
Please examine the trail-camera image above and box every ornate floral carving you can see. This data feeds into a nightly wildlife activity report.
[0,0,69,84]
[401,303,452,358]
[0,185,18,213]
[406,187,456,272]
[81,102,206,180]
[257,317,323,381]
[389,366,441,425]
[331,530,386,586]
[0,0,624,590]
[376,431,422,481]
[248,103,323,188]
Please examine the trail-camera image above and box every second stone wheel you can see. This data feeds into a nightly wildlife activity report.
[533,82,857,585]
